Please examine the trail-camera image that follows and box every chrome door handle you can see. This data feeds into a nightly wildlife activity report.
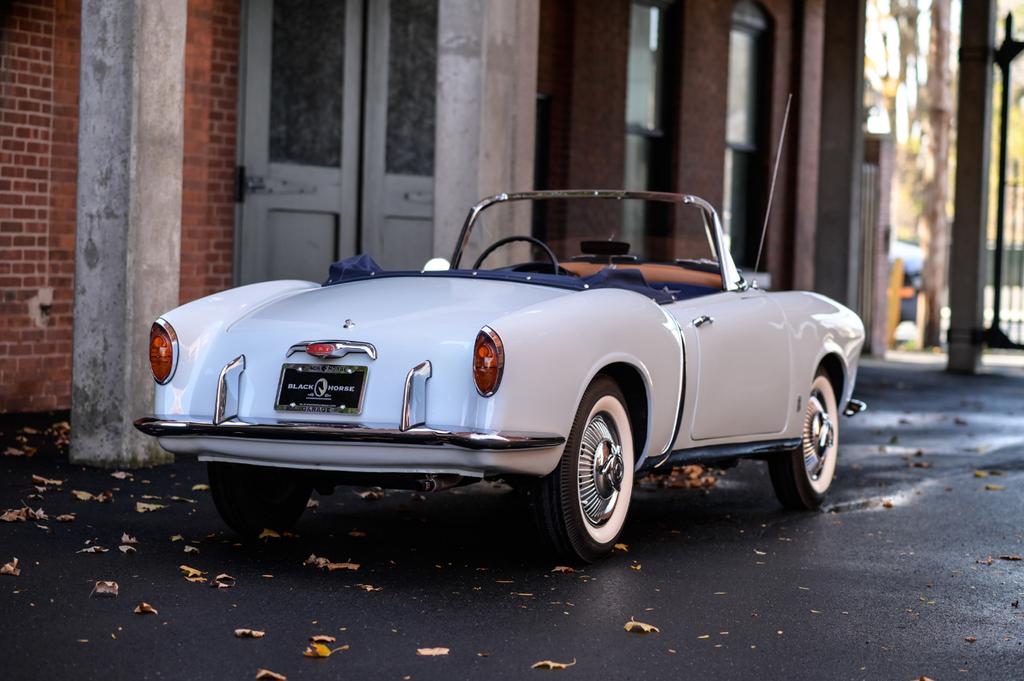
[692,315,714,327]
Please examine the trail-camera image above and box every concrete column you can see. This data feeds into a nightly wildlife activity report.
[947,0,996,374]
[813,0,865,310]
[433,0,539,261]
[71,0,187,466]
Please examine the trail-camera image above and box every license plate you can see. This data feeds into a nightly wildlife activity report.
[275,364,367,414]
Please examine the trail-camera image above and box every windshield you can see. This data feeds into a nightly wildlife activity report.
[451,192,727,278]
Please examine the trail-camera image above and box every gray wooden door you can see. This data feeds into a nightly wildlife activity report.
[238,0,437,283]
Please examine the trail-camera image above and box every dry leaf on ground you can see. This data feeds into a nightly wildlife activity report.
[235,628,266,638]
[356,488,384,500]
[110,471,132,480]
[326,562,359,572]
[212,573,236,589]
[416,647,450,656]
[92,581,119,597]
[170,534,184,542]
[121,533,138,545]
[258,528,281,539]
[134,602,158,615]
[31,474,62,486]
[255,669,286,681]
[306,499,319,509]
[532,659,576,670]
[354,583,382,592]
[180,565,205,578]
[184,545,199,555]
[136,502,167,513]
[55,514,75,522]
[985,484,1006,492]
[964,636,977,643]
[613,543,629,552]
[192,484,209,491]
[623,619,660,634]
[999,555,1023,561]
[77,546,109,554]
[551,566,575,574]
[1,558,20,576]
[119,545,137,554]
[310,635,336,643]
[303,642,333,658]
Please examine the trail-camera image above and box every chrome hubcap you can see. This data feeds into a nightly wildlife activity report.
[578,414,624,526]
[803,392,834,480]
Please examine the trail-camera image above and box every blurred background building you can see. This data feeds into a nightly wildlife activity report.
[0,0,1014,463]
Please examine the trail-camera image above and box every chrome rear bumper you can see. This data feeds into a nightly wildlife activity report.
[134,417,565,451]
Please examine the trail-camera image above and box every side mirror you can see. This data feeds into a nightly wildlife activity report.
[422,257,450,272]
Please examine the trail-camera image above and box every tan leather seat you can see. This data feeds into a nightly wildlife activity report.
[559,261,722,289]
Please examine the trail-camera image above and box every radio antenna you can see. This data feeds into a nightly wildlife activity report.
[752,93,793,277]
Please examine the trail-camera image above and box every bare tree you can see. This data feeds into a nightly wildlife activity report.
[921,0,952,347]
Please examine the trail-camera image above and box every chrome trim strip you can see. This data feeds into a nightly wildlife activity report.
[214,355,245,425]
[449,190,742,292]
[285,340,378,361]
[400,360,432,431]
[656,437,802,469]
[133,417,565,451]
[843,399,867,417]
[153,318,179,385]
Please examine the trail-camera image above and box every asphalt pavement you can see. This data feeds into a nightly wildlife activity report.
[1,358,1022,680]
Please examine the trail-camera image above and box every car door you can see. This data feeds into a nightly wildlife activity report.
[668,287,792,442]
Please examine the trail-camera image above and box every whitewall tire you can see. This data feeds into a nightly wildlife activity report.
[768,369,839,509]
[531,375,634,562]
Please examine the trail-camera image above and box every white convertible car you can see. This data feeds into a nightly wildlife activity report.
[137,191,865,562]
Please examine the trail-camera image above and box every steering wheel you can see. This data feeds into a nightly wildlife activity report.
[472,235,560,274]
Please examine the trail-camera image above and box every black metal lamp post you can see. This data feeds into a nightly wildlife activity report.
[986,13,1024,349]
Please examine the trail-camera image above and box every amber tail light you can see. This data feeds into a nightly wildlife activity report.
[473,327,504,397]
[149,320,178,384]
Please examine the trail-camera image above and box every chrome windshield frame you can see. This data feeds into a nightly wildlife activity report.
[448,190,744,291]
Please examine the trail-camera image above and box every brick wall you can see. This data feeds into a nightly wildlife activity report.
[0,0,79,413]
[180,0,240,304]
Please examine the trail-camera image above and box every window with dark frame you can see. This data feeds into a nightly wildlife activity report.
[622,0,672,258]
[723,0,771,269]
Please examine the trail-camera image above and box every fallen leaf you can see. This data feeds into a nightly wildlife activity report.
[180,565,205,578]
[185,575,208,583]
[551,566,575,574]
[964,636,977,643]
[303,642,333,658]
[169,496,196,504]
[754,549,767,556]
[55,514,75,522]
[258,528,281,539]
[306,498,320,509]
[1,558,20,576]
[77,546,109,554]
[119,545,137,554]
[235,628,265,638]
[998,555,1023,561]
[623,619,660,634]
[416,647,450,656]
[71,490,94,501]
[613,543,629,552]
[629,563,642,571]
[136,502,167,513]
[134,602,158,615]
[882,500,894,509]
[184,545,199,555]
[356,487,384,500]
[1,508,28,522]
[92,580,119,597]
[170,534,184,542]
[191,484,210,491]
[355,583,382,592]
[121,533,138,545]
[532,658,576,670]
[110,471,132,480]
[973,470,989,478]
[3,447,27,457]
[255,669,286,681]
[985,484,1006,492]
[32,474,62,486]
[212,573,236,589]
[348,529,366,538]
[326,562,359,572]
[309,635,336,643]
